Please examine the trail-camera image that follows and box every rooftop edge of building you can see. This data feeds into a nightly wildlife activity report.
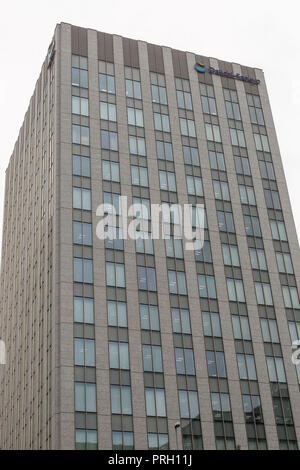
[6,21,265,174]
[57,21,264,72]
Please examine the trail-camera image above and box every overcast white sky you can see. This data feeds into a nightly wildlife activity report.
[0,0,299,251]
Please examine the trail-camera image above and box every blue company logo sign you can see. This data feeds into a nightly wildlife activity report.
[194,62,207,73]
[194,61,260,85]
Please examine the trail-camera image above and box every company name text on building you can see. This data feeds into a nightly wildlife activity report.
[194,62,260,85]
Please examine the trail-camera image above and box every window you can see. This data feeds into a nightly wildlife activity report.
[260,318,280,343]
[279,440,298,451]
[205,123,221,142]
[259,160,275,180]
[211,392,232,421]
[180,118,196,137]
[267,357,286,383]
[102,161,120,182]
[73,187,91,211]
[75,382,96,412]
[249,248,267,271]
[135,231,153,255]
[148,433,168,450]
[216,437,236,450]
[244,215,261,237]
[74,258,93,284]
[179,391,199,419]
[103,192,121,215]
[227,278,246,303]
[159,170,176,192]
[175,78,193,110]
[73,222,92,246]
[72,125,90,146]
[183,146,199,166]
[175,348,195,375]
[154,112,170,132]
[288,321,300,343]
[99,61,115,93]
[234,155,251,175]
[137,266,157,291]
[195,240,212,263]
[202,311,222,337]
[129,135,146,156]
[132,197,151,220]
[254,133,270,152]
[101,130,118,151]
[264,189,281,210]
[201,95,217,115]
[152,84,167,105]
[168,270,187,295]
[125,78,141,99]
[140,304,160,331]
[209,150,225,171]
[72,55,88,88]
[100,101,116,121]
[213,180,230,201]
[243,395,263,424]
[106,262,125,288]
[127,107,144,127]
[239,185,256,205]
[172,308,191,334]
[191,205,207,230]
[143,345,163,372]
[222,244,240,267]
[282,286,300,309]
[99,73,115,93]
[224,89,241,120]
[270,220,287,241]
[162,203,181,225]
[156,141,173,161]
[247,94,265,125]
[200,83,217,114]
[255,282,273,306]
[111,385,132,414]
[131,165,148,187]
[74,297,94,324]
[273,397,293,425]
[237,354,257,380]
[72,96,89,116]
[198,274,217,299]
[217,211,235,233]
[206,351,227,378]
[182,434,203,450]
[165,237,183,259]
[145,388,166,417]
[107,301,127,328]
[112,432,134,450]
[232,315,251,340]
[186,175,203,196]
[176,88,193,110]
[109,342,130,369]
[276,252,293,274]
[230,128,246,147]
[74,338,95,367]
[105,226,124,251]
[73,155,91,177]
[75,430,97,450]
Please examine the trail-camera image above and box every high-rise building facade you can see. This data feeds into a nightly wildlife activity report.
[1,23,300,451]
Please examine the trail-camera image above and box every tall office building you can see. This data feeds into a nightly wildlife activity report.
[1,23,300,450]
